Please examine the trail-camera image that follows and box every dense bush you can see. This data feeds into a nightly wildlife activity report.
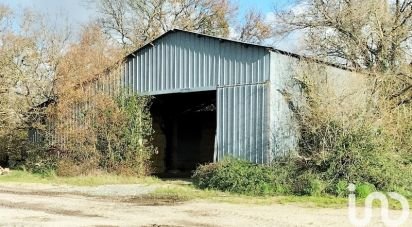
[24,146,59,176]
[26,90,155,177]
[291,172,325,196]
[193,158,329,196]
[192,159,284,196]
[192,154,409,197]
[355,183,376,198]
[289,119,410,193]
[0,130,30,168]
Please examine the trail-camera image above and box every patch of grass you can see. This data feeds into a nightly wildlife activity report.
[275,195,348,208]
[152,183,223,200]
[0,170,50,184]
[148,180,412,210]
[0,170,160,186]
[149,186,348,207]
[2,170,410,210]
[146,180,348,207]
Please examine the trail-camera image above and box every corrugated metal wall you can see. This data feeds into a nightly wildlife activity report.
[123,31,270,94]
[121,30,272,164]
[268,51,367,158]
[269,52,300,158]
[28,128,42,143]
[216,83,270,163]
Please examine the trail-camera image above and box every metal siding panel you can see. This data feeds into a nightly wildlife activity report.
[194,36,199,88]
[219,88,224,158]
[228,87,234,156]
[179,32,183,89]
[183,35,188,88]
[169,38,173,90]
[233,85,239,157]
[164,40,167,90]
[212,39,217,86]
[132,56,136,92]
[138,54,141,92]
[250,85,257,162]
[223,87,229,158]
[238,86,245,157]
[190,39,195,88]
[153,44,157,91]
[216,83,269,163]
[129,58,133,92]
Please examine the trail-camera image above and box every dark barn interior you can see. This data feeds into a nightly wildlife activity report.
[150,91,216,177]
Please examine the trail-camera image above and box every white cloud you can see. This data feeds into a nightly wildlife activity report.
[2,0,97,32]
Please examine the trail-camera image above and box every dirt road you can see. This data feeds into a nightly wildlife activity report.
[0,183,409,227]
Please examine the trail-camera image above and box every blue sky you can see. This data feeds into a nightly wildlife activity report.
[1,0,294,27]
[236,0,293,13]
[1,0,301,52]
[1,0,95,29]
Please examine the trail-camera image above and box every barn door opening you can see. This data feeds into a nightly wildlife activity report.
[150,91,216,177]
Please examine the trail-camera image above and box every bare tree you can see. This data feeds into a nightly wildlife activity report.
[93,0,235,49]
[236,10,272,44]
[275,0,412,71]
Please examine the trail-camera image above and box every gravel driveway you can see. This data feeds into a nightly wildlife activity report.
[0,183,410,226]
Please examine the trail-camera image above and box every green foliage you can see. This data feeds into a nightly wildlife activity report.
[278,65,412,198]
[79,93,155,176]
[0,130,30,168]
[24,90,155,177]
[330,180,349,197]
[24,146,58,177]
[192,159,285,196]
[114,94,154,175]
[269,159,296,194]
[284,108,412,195]
[355,183,376,198]
[292,172,325,196]
[192,158,330,197]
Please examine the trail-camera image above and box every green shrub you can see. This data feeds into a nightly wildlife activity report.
[292,172,325,196]
[0,130,31,168]
[192,159,284,196]
[192,162,220,189]
[355,183,376,198]
[329,180,349,197]
[24,145,58,177]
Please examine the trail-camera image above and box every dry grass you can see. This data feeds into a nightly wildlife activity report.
[0,170,409,209]
[0,170,160,186]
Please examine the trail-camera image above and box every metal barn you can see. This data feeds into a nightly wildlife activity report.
[30,29,365,174]
[119,29,364,174]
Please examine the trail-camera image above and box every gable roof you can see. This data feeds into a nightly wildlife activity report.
[125,29,272,58]
[125,29,354,72]
[30,29,357,112]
